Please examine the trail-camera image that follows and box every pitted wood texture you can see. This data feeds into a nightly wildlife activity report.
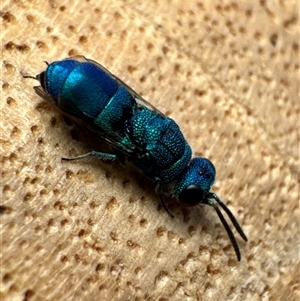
[1,1,299,301]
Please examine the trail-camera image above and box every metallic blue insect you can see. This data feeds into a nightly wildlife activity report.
[23,56,247,260]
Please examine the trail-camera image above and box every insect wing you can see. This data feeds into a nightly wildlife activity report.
[68,56,168,159]
[45,57,144,158]
[83,56,166,117]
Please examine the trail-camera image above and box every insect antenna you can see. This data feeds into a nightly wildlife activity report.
[207,192,248,242]
[202,197,243,261]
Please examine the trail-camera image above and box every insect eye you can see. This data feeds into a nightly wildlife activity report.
[178,185,205,207]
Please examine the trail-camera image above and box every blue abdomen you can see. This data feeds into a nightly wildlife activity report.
[41,58,191,183]
[43,59,136,138]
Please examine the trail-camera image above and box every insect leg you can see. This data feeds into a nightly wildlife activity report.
[155,182,174,218]
[62,151,117,161]
[159,195,174,218]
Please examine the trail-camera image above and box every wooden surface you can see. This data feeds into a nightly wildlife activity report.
[1,1,299,300]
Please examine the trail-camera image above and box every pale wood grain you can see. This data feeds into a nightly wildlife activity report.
[1,0,299,300]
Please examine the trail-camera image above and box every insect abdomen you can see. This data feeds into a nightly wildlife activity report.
[44,59,137,138]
